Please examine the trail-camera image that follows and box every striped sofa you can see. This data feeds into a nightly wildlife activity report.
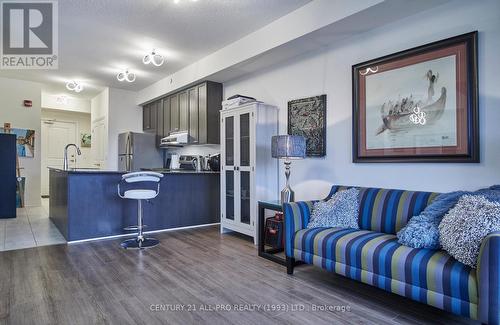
[284,185,500,324]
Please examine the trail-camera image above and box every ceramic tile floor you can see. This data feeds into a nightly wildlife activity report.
[0,198,66,251]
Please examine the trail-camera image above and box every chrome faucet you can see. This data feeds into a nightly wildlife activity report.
[63,144,81,170]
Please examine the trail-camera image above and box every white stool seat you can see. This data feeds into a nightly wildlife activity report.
[123,189,157,200]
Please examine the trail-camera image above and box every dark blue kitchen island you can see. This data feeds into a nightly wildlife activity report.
[49,168,220,242]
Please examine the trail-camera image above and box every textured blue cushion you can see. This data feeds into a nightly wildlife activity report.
[439,195,500,268]
[397,191,466,249]
[307,188,359,229]
[398,186,500,249]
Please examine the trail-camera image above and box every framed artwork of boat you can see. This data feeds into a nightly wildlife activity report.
[288,95,327,157]
[352,31,478,163]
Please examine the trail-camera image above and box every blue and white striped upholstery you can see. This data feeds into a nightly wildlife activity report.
[284,185,500,324]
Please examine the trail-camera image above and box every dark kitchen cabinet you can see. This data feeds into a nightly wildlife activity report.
[198,81,222,144]
[143,102,157,132]
[179,91,188,132]
[188,86,199,143]
[156,99,164,146]
[162,97,171,138]
[144,81,222,147]
[143,103,151,130]
[170,93,179,133]
[198,83,208,143]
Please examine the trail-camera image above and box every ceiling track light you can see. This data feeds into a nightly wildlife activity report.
[143,49,165,67]
[66,80,83,93]
[117,69,136,83]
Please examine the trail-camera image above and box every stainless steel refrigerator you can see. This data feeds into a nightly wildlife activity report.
[118,132,163,172]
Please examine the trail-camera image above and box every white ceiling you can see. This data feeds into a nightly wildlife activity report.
[0,0,311,99]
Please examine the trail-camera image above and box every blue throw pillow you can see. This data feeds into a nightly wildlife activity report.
[397,191,466,249]
[398,187,500,249]
[307,188,359,229]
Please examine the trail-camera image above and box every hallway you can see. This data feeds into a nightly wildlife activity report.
[0,198,65,251]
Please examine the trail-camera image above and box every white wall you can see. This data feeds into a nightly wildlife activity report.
[107,88,142,170]
[0,77,42,206]
[40,109,93,168]
[224,0,500,200]
[41,92,91,113]
[90,87,142,170]
[90,88,109,168]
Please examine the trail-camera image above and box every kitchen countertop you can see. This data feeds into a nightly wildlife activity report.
[48,167,220,174]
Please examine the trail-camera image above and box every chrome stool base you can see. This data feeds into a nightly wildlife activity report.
[121,237,159,249]
[123,225,148,231]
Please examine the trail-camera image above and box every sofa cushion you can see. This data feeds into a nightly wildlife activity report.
[307,188,359,229]
[439,195,500,268]
[293,227,477,304]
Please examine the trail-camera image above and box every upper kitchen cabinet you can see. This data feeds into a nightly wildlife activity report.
[188,81,222,144]
[142,101,157,132]
[170,93,180,133]
[145,81,222,146]
[155,99,165,146]
[162,97,171,138]
[179,90,189,132]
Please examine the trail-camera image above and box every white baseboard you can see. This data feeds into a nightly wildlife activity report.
[67,222,221,244]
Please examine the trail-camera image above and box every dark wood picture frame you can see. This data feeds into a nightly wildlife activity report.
[352,31,478,163]
[288,95,327,157]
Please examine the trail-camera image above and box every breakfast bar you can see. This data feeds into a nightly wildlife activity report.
[49,168,220,242]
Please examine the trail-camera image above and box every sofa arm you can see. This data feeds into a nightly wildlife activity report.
[477,231,500,325]
[283,201,316,257]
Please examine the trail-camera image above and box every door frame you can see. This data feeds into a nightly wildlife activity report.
[40,118,78,197]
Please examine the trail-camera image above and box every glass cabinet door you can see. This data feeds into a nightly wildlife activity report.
[225,170,234,220]
[225,116,234,166]
[239,113,250,167]
[224,115,235,221]
[239,112,251,225]
[240,171,250,224]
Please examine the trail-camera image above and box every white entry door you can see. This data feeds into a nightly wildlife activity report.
[41,119,77,196]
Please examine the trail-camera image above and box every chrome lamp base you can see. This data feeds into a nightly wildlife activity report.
[280,160,295,204]
[281,185,295,204]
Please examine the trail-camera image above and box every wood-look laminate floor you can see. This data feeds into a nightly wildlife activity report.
[0,226,478,325]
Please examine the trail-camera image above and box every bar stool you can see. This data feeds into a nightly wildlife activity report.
[117,171,164,249]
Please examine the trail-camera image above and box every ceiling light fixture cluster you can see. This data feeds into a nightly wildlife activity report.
[66,80,83,93]
[143,49,165,66]
[116,69,136,83]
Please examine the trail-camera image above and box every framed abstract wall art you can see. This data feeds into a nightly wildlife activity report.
[352,31,478,163]
[288,95,327,157]
[0,127,35,158]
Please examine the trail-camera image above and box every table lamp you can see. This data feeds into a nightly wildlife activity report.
[271,135,306,204]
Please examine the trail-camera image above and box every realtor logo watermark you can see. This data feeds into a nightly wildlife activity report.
[1,0,58,69]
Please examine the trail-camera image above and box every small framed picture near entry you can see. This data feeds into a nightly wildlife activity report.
[287,95,327,157]
[352,31,478,163]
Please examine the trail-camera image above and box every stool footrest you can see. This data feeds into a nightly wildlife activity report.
[124,225,147,231]
[121,237,159,249]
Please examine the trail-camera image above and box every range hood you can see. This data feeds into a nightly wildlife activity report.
[160,131,188,147]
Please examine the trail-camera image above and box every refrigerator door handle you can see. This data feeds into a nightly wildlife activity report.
[125,133,131,155]
[127,155,133,171]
